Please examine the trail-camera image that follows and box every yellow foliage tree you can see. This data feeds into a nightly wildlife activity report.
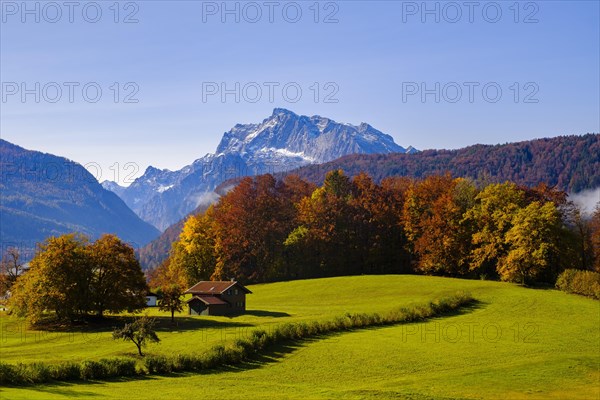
[498,201,562,284]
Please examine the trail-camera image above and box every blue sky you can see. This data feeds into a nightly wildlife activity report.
[1,0,598,185]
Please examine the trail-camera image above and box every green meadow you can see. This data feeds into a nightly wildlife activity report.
[1,275,598,399]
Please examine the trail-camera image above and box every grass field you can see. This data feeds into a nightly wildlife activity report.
[1,275,599,399]
[0,275,478,364]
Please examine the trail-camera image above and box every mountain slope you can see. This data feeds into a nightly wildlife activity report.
[111,108,411,230]
[0,140,160,252]
[283,134,600,192]
[214,108,404,163]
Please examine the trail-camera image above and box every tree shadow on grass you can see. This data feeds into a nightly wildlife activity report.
[33,315,255,334]
[433,299,485,318]
[2,374,162,396]
[244,310,291,318]
[521,283,557,291]
[152,316,254,333]
[2,343,310,395]
[33,309,294,334]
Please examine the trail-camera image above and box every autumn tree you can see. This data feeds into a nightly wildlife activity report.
[148,258,188,290]
[9,233,148,324]
[498,201,563,284]
[158,284,184,324]
[280,174,317,205]
[88,234,148,317]
[350,173,409,274]
[402,175,453,256]
[9,234,90,323]
[524,183,568,208]
[288,170,356,277]
[166,174,314,284]
[464,182,527,278]
[170,206,217,286]
[212,174,301,282]
[275,175,316,279]
[402,175,476,276]
[212,176,265,281]
[450,178,479,272]
[380,176,414,272]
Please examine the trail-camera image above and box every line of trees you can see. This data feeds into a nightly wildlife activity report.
[7,234,148,324]
[150,171,600,288]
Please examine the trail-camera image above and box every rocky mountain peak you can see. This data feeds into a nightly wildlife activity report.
[107,109,416,230]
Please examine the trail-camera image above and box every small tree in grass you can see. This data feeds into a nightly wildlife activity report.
[112,315,160,356]
[158,284,184,324]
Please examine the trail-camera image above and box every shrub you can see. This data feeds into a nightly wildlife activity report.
[249,329,268,350]
[22,363,51,383]
[80,360,107,380]
[276,323,296,340]
[49,362,81,381]
[233,338,254,357]
[0,362,22,385]
[171,354,200,371]
[310,321,321,333]
[556,269,600,299]
[556,269,577,291]
[0,361,85,385]
[99,358,137,377]
[143,355,172,374]
[202,345,226,369]
[223,343,246,364]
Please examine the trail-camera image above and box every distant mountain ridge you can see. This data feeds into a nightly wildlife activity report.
[107,108,414,230]
[283,134,600,192]
[0,140,160,254]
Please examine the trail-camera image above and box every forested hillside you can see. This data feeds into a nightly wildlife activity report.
[284,134,600,192]
[137,214,188,271]
[0,140,160,252]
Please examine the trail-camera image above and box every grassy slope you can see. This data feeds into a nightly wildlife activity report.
[0,275,471,364]
[2,276,599,399]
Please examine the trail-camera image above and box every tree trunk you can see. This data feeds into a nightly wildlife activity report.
[171,309,175,324]
[136,342,143,356]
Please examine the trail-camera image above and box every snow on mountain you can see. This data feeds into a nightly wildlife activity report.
[107,109,415,230]
[215,108,405,163]
[101,180,126,197]
[110,166,182,216]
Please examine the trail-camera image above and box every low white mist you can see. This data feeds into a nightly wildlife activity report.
[569,187,600,216]
[191,191,221,209]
